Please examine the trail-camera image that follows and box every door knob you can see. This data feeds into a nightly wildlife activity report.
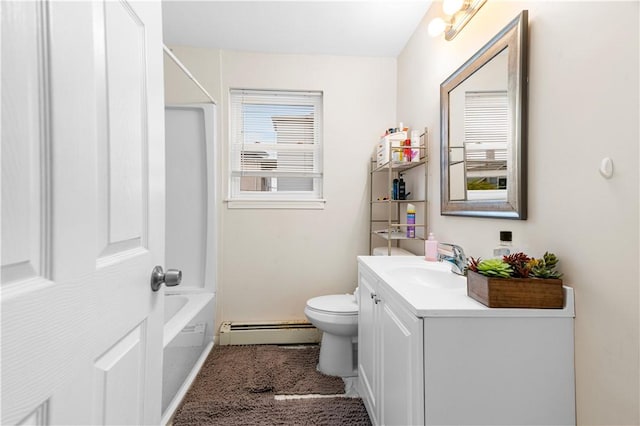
[150,266,182,292]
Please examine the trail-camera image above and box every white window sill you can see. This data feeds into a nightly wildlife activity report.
[226,199,327,210]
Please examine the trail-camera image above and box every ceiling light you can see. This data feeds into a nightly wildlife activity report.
[443,0,466,16]
[428,17,449,37]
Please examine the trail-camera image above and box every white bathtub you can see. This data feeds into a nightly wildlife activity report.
[161,290,215,424]
[163,291,214,346]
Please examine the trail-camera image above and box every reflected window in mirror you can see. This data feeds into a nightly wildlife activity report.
[463,90,508,200]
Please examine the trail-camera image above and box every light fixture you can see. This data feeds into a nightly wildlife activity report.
[428,17,448,37]
[442,0,465,16]
[429,0,487,41]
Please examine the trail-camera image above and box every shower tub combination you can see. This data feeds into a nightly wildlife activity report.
[161,103,217,424]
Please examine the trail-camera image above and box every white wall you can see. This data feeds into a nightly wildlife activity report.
[164,47,397,326]
[219,51,397,321]
[163,46,221,105]
[397,2,639,424]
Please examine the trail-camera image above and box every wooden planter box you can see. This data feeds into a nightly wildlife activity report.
[467,270,564,309]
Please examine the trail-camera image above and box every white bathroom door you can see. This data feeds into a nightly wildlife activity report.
[1,1,165,425]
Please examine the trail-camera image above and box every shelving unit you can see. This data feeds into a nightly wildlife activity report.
[369,130,428,255]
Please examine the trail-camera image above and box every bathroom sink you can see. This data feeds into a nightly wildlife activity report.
[385,265,466,289]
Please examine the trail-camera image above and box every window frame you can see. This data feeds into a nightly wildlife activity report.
[227,88,325,209]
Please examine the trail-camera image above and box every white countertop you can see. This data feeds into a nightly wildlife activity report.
[358,256,575,318]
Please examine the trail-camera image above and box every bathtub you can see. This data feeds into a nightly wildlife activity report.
[161,290,215,424]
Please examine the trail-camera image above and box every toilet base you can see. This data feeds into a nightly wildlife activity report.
[317,332,357,377]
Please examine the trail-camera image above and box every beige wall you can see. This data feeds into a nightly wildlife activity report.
[397,1,639,424]
[164,47,397,326]
[219,51,397,321]
[163,45,222,105]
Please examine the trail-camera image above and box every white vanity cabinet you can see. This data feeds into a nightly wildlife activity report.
[357,267,379,424]
[357,256,576,426]
[358,266,424,426]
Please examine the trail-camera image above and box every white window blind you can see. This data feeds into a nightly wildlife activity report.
[464,90,508,168]
[229,89,323,207]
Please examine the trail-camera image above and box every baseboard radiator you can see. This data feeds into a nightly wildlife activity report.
[218,320,322,345]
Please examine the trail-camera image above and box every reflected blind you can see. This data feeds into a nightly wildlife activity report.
[229,89,323,199]
[464,90,508,167]
[464,90,508,145]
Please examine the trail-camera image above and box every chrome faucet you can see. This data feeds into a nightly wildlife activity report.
[437,243,468,275]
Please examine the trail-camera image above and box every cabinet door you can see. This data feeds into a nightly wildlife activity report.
[357,268,380,425]
[380,289,424,426]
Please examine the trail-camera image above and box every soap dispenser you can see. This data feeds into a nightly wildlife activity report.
[493,231,512,257]
[425,232,438,262]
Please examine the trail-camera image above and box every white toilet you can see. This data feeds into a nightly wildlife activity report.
[304,291,358,377]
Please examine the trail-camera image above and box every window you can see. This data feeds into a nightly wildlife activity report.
[228,89,324,209]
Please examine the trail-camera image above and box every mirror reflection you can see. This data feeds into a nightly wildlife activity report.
[448,48,508,202]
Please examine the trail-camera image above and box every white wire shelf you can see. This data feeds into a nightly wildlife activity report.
[371,199,426,204]
[372,228,426,241]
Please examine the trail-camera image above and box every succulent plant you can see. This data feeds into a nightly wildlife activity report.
[476,258,513,278]
[529,252,563,279]
[466,251,562,280]
[466,256,482,273]
[503,252,532,278]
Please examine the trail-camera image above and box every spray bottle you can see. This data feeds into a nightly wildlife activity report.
[406,204,416,238]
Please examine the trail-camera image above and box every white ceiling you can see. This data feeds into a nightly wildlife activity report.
[162,1,432,57]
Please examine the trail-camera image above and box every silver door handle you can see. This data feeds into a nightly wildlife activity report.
[150,266,182,292]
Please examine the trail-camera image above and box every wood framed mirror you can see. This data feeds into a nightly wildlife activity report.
[440,11,528,219]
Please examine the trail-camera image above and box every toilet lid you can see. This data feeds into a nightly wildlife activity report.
[307,294,358,315]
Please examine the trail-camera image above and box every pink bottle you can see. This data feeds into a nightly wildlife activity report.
[425,232,438,262]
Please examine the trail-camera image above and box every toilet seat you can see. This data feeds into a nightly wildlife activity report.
[306,295,357,315]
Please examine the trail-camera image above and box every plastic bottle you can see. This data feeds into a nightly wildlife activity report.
[392,178,399,200]
[392,146,400,162]
[398,176,406,200]
[406,204,416,238]
[493,231,513,257]
[403,139,411,163]
[410,130,420,162]
[425,232,438,261]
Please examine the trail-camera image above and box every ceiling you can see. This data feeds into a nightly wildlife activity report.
[162,1,433,57]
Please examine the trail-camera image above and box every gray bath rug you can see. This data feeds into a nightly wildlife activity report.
[171,345,371,425]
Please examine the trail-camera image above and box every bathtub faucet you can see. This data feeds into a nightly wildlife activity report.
[437,243,467,276]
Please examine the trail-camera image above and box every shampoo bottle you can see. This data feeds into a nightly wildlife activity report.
[406,204,416,238]
[425,232,438,261]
